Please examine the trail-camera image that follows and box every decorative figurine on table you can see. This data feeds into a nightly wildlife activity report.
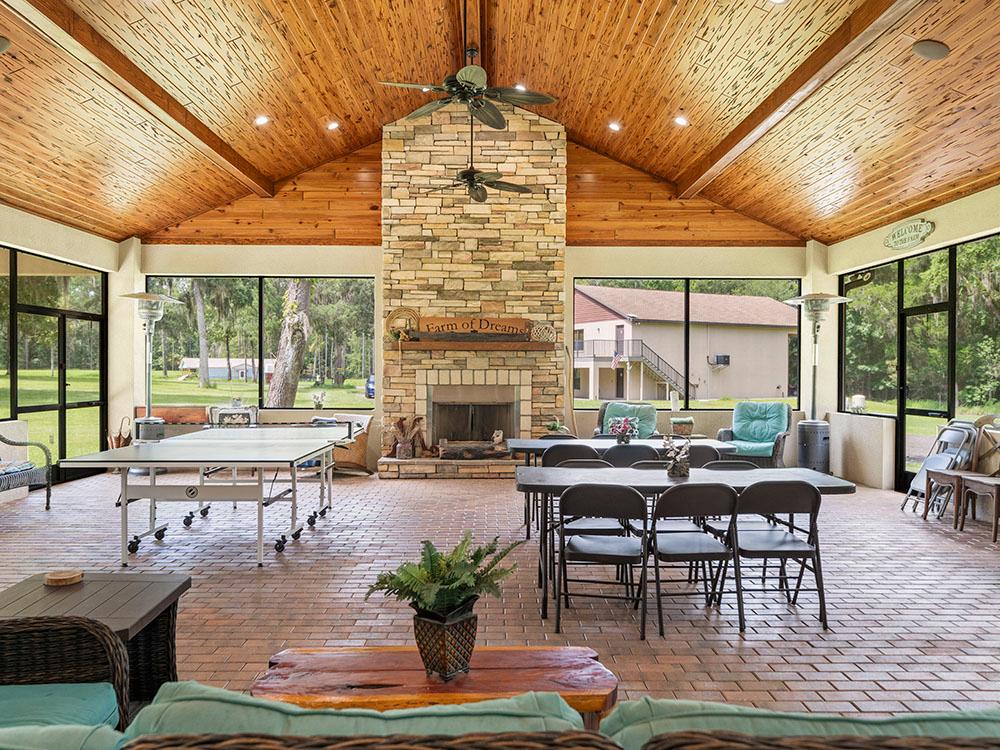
[492,430,504,447]
[663,437,691,478]
[608,416,638,445]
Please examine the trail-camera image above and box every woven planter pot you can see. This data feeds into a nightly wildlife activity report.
[412,597,478,681]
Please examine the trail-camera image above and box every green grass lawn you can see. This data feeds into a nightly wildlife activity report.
[3,369,373,465]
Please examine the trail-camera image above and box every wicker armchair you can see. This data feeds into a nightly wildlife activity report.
[0,615,130,728]
[121,732,620,750]
[642,731,1000,749]
[0,431,52,509]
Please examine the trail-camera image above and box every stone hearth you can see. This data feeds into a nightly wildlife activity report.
[378,104,566,478]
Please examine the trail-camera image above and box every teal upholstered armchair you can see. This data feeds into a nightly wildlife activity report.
[717,401,791,468]
[593,401,659,438]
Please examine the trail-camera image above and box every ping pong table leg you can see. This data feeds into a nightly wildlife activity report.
[290,466,298,532]
[256,469,265,567]
[120,470,129,567]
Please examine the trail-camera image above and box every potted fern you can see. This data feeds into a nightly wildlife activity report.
[366,532,522,680]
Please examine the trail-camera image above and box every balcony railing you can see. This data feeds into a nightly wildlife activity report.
[573,338,687,394]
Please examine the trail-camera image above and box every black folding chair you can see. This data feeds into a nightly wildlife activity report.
[554,459,621,536]
[689,445,721,468]
[523,443,603,539]
[650,484,740,636]
[703,460,759,470]
[731,480,827,630]
[603,443,659,467]
[556,484,650,639]
[630,460,670,470]
[557,459,613,469]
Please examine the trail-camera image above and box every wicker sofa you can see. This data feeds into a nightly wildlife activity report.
[0,431,52,510]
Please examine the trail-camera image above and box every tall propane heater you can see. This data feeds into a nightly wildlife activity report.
[784,292,849,473]
[122,292,181,443]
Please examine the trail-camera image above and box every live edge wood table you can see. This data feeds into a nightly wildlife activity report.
[251,646,619,730]
[0,572,191,702]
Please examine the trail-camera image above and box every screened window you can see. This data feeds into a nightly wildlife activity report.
[956,235,1000,418]
[572,278,800,410]
[147,276,375,409]
[841,262,898,415]
[17,254,102,313]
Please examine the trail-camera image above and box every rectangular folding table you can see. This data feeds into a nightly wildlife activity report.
[514,465,856,618]
[60,425,353,567]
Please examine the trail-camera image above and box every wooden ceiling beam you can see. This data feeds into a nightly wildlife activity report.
[675,0,925,199]
[457,0,487,67]
[2,0,275,198]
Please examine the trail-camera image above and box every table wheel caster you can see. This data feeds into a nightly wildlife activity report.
[127,536,140,554]
[274,535,287,553]
[292,529,301,540]
[183,513,194,527]
[199,508,210,517]
[154,529,166,541]
[307,514,317,527]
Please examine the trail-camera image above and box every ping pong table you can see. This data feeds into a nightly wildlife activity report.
[60,425,354,567]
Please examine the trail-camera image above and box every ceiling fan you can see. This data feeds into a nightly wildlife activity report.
[379,1,556,129]
[424,119,533,202]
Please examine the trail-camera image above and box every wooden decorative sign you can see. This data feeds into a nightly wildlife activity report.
[419,317,532,339]
[883,219,935,251]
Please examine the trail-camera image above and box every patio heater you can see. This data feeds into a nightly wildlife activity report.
[784,292,850,473]
[122,292,181,443]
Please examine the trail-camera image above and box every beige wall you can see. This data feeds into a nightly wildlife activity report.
[0,204,118,271]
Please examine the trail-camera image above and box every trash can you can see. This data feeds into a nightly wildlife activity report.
[797,419,831,473]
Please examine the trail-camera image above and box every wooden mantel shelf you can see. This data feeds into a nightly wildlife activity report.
[393,340,555,351]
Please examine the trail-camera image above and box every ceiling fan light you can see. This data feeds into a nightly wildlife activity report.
[0,37,10,54]
[912,39,951,60]
[514,83,527,91]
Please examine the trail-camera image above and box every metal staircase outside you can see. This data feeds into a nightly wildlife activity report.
[574,338,692,397]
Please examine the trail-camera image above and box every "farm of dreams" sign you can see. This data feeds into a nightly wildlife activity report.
[419,316,532,339]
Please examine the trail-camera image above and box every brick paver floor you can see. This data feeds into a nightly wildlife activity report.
[3,473,1000,715]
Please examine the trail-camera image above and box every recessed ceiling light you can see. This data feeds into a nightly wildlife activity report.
[514,83,527,92]
[326,121,340,131]
[768,0,787,4]
[912,39,950,60]
[253,115,270,127]
[673,114,689,127]
[608,121,622,132]
[0,37,10,54]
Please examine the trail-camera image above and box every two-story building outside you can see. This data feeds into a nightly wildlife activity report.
[573,285,798,404]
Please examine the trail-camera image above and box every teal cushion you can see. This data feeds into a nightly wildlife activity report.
[0,725,121,750]
[121,682,583,741]
[601,698,1000,750]
[727,440,774,458]
[602,403,657,439]
[0,684,118,729]
[731,402,788,443]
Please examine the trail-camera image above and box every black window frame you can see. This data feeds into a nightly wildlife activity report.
[0,245,109,483]
[572,276,802,411]
[146,274,377,411]
[837,233,1000,489]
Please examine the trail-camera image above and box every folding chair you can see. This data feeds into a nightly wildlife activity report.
[703,459,759,470]
[689,444,721,468]
[603,443,659,467]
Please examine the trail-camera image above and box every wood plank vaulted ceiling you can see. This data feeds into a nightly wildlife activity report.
[0,0,995,245]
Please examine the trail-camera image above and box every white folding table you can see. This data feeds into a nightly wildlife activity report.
[60,425,353,567]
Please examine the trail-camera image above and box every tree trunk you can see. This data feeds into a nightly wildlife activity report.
[192,279,210,388]
[160,327,169,377]
[224,332,232,381]
[333,342,345,386]
[266,279,312,407]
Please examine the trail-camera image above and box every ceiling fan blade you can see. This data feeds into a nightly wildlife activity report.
[489,180,533,194]
[423,182,462,194]
[469,99,507,130]
[469,183,489,202]
[456,64,488,90]
[380,81,447,91]
[473,171,503,183]
[406,98,453,120]
[486,87,556,105]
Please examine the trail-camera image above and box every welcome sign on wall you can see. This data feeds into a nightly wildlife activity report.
[884,219,935,251]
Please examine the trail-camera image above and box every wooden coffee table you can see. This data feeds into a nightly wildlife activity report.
[0,572,190,702]
[251,646,619,729]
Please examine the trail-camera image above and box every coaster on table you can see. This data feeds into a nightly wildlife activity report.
[44,570,84,586]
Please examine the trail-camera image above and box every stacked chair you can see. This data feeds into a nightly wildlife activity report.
[900,420,979,516]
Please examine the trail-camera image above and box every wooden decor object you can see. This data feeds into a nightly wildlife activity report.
[43,570,83,586]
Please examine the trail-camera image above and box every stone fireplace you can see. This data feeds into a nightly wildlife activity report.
[377,104,566,479]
